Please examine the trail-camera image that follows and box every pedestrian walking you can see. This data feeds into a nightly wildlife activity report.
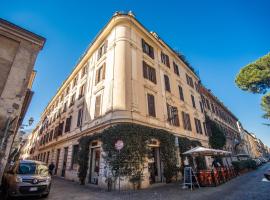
[48,162,55,175]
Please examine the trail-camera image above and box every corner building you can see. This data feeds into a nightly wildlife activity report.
[34,12,208,189]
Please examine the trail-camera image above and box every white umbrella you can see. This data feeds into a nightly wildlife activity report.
[182,146,231,156]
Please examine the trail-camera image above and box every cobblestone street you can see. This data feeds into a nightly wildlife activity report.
[36,163,270,200]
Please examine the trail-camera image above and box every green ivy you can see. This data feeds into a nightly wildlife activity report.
[77,123,179,184]
[206,117,226,149]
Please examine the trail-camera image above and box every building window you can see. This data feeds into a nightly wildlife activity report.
[95,63,106,85]
[60,94,64,102]
[182,111,192,131]
[81,65,88,77]
[70,93,75,107]
[97,40,108,60]
[199,101,204,113]
[77,108,83,127]
[164,74,171,92]
[78,84,85,99]
[161,52,170,67]
[195,82,199,92]
[71,145,79,169]
[66,86,70,96]
[205,98,210,109]
[191,95,196,108]
[143,61,156,84]
[178,86,184,101]
[194,118,203,134]
[147,93,156,117]
[173,62,179,76]
[58,122,64,136]
[49,130,54,141]
[65,116,72,133]
[56,109,61,119]
[203,122,208,136]
[94,95,101,118]
[142,39,154,59]
[167,104,180,126]
[53,126,58,139]
[62,102,67,113]
[211,103,215,113]
[73,76,78,88]
[186,74,194,88]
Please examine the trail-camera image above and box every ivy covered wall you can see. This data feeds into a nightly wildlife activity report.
[77,123,204,185]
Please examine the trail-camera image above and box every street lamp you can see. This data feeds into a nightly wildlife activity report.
[28,117,34,126]
[20,117,34,129]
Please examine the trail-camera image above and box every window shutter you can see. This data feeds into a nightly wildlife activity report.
[141,39,145,50]
[104,40,108,53]
[95,69,99,85]
[150,46,154,59]
[147,94,156,117]
[164,75,171,92]
[187,114,192,131]
[166,55,170,67]
[179,86,184,101]
[151,68,157,84]
[143,61,147,79]
[102,63,106,80]
[77,109,83,127]
[191,95,196,108]
[167,104,171,123]
[94,95,101,117]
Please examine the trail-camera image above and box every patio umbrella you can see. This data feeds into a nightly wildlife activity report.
[182,146,231,156]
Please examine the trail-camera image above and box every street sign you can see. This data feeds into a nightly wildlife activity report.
[115,140,124,150]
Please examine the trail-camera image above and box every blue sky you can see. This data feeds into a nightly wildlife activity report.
[2,0,269,146]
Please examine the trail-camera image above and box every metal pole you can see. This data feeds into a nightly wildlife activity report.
[118,149,120,192]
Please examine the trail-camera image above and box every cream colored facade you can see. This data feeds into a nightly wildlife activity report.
[31,12,208,188]
[20,125,40,160]
[200,86,241,154]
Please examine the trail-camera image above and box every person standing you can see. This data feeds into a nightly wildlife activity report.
[48,162,55,175]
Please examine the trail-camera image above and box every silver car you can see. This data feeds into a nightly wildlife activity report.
[2,160,51,198]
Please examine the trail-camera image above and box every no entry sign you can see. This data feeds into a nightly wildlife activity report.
[115,140,124,150]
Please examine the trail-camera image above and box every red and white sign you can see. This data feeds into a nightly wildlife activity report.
[115,140,124,150]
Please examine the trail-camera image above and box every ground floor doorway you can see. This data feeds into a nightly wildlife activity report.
[88,146,101,185]
[148,147,162,184]
[61,147,68,177]
[55,149,61,175]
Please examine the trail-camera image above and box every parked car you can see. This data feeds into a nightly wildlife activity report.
[258,157,267,164]
[253,158,262,166]
[236,154,250,161]
[2,160,51,199]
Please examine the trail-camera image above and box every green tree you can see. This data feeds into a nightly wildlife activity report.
[235,53,270,119]
[207,119,226,149]
[261,93,270,120]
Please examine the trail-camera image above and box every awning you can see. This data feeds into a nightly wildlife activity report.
[182,146,232,156]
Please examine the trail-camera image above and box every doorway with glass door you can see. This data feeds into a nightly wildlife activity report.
[88,147,101,185]
[148,147,162,184]
[61,147,68,177]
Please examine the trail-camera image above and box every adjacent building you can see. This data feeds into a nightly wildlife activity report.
[0,18,45,182]
[200,86,241,154]
[30,12,208,188]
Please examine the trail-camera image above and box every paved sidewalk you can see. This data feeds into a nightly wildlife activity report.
[42,163,270,200]
[2,163,269,200]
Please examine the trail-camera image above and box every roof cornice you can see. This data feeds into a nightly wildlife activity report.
[0,18,46,49]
